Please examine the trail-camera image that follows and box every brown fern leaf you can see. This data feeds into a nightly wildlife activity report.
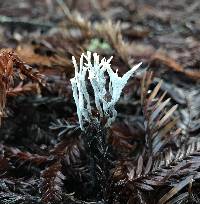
[125,138,200,203]
[50,121,84,166]
[0,49,45,124]
[41,161,65,204]
[109,72,183,203]
[4,146,48,167]
[111,150,198,203]
[109,157,155,203]
[0,50,14,123]
[157,156,200,202]
[11,52,45,85]
[109,121,143,155]
[0,49,44,84]
[126,156,157,191]
[141,71,180,156]
[50,121,89,183]
[7,82,40,96]
[51,136,84,166]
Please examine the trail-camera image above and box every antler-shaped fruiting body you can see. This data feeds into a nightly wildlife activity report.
[70,51,141,130]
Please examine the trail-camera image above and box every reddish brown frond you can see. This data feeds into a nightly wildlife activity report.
[7,82,40,96]
[5,146,48,167]
[141,72,179,155]
[109,122,142,154]
[0,50,14,123]
[41,161,65,204]
[51,136,84,166]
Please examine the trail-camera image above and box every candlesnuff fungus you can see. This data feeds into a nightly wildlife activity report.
[70,51,142,130]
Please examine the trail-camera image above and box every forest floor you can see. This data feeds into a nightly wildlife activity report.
[1,0,200,204]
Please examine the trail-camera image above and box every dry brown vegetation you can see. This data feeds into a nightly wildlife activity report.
[1,0,200,204]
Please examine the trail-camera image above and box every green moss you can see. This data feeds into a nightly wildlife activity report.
[87,38,112,52]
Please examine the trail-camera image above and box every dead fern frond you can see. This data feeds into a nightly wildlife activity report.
[0,49,45,124]
[5,146,48,168]
[124,127,200,204]
[50,119,84,166]
[156,139,200,204]
[109,71,185,203]
[0,51,14,123]
[141,71,180,155]
[51,136,84,166]
[114,139,200,203]
[7,82,40,96]
[41,160,65,204]
[109,121,144,157]
[151,52,200,80]
[12,54,45,85]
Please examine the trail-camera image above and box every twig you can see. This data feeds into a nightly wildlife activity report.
[0,15,54,28]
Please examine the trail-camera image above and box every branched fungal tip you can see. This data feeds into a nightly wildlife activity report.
[70,51,141,130]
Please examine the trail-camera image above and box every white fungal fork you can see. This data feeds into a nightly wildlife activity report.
[70,51,142,130]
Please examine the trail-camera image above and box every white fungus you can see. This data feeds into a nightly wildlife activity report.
[70,51,142,130]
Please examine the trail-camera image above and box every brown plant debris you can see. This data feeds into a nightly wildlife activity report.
[1,1,200,204]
